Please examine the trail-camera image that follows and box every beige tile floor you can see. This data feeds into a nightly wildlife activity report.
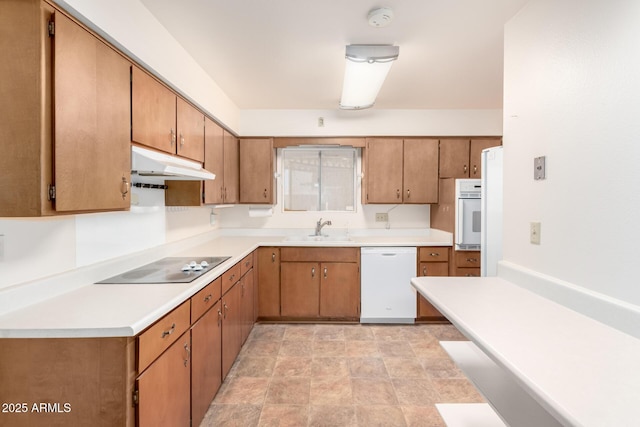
[200,323,484,427]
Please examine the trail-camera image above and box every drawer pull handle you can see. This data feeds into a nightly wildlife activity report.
[245,261,251,267]
[429,253,439,257]
[204,294,213,303]
[311,267,315,278]
[161,323,176,338]
[272,253,276,262]
[183,342,190,367]
[466,258,478,263]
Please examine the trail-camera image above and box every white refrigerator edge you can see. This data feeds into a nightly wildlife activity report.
[481,146,503,276]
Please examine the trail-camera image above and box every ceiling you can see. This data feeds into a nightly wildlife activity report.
[139,0,529,110]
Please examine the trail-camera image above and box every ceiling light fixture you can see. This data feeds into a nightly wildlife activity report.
[339,44,399,110]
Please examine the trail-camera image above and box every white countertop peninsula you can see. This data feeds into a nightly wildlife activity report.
[411,276,640,427]
[0,228,451,339]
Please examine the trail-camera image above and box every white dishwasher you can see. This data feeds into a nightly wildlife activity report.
[360,247,417,324]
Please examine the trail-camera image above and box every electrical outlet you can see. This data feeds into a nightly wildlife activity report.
[375,213,389,222]
[530,222,541,244]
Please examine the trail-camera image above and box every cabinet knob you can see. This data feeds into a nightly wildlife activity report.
[170,128,176,146]
[183,342,190,367]
[423,266,427,276]
[217,309,222,327]
[203,294,213,303]
[223,303,228,319]
[120,176,129,200]
[180,133,185,147]
[311,267,315,278]
[323,267,328,279]
[272,252,276,263]
[161,323,176,339]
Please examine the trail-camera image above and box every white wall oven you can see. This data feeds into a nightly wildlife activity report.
[455,179,481,251]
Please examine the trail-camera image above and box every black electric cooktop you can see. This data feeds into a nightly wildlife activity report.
[96,256,231,284]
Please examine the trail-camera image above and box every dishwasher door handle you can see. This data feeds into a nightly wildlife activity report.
[381,253,398,257]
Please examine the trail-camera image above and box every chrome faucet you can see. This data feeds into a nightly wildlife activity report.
[315,218,332,236]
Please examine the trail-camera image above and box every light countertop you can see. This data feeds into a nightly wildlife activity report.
[411,276,640,427]
[0,230,451,338]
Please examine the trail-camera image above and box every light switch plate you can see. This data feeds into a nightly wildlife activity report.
[530,222,541,244]
[534,156,546,180]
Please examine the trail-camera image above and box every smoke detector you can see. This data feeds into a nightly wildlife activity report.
[368,7,394,27]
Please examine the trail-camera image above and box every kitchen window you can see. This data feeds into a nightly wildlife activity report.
[282,147,357,212]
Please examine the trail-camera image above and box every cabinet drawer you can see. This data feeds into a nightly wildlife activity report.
[191,277,222,322]
[281,247,359,263]
[455,251,480,268]
[138,300,191,373]
[222,262,241,295]
[240,253,253,277]
[419,247,450,262]
[419,262,449,277]
[454,267,481,277]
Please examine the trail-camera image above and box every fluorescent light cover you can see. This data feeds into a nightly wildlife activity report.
[340,45,399,110]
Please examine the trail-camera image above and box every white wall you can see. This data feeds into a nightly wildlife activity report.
[502,0,640,307]
[240,109,502,137]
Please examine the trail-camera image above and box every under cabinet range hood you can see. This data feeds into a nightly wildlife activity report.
[131,145,215,180]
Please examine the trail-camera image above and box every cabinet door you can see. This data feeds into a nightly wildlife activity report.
[281,262,320,318]
[239,138,274,204]
[131,66,176,154]
[364,138,404,203]
[191,301,222,427]
[204,117,224,204]
[403,139,439,203]
[240,267,254,343]
[257,248,281,318]
[319,262,360,318]
[429,178,456,233]
[137,332,191,427]
[223,130,240,203]
[469,138,502,178]
[221,283,242,379]
[417,262,449,320]
[53,12,131,212]
[176,97,204,162]
[439,139,470,178]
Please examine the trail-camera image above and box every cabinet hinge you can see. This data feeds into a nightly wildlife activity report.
[48,21,55,37]
[48,185,56,201]
[132,390,139,406]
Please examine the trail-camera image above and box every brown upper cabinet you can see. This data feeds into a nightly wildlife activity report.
[204,118,239,204]
[239,138,275,204]
[132,66,205,162]
[0,2,131,216]
[363,138,439,204]
[439,138,502,179]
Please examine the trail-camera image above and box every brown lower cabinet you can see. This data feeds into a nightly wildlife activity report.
[0,253,257,427]
[454,250,481,277]
[257,247,281,318]
[279,247,360,320]
[137,332,191,427]
[416,246,450,322]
